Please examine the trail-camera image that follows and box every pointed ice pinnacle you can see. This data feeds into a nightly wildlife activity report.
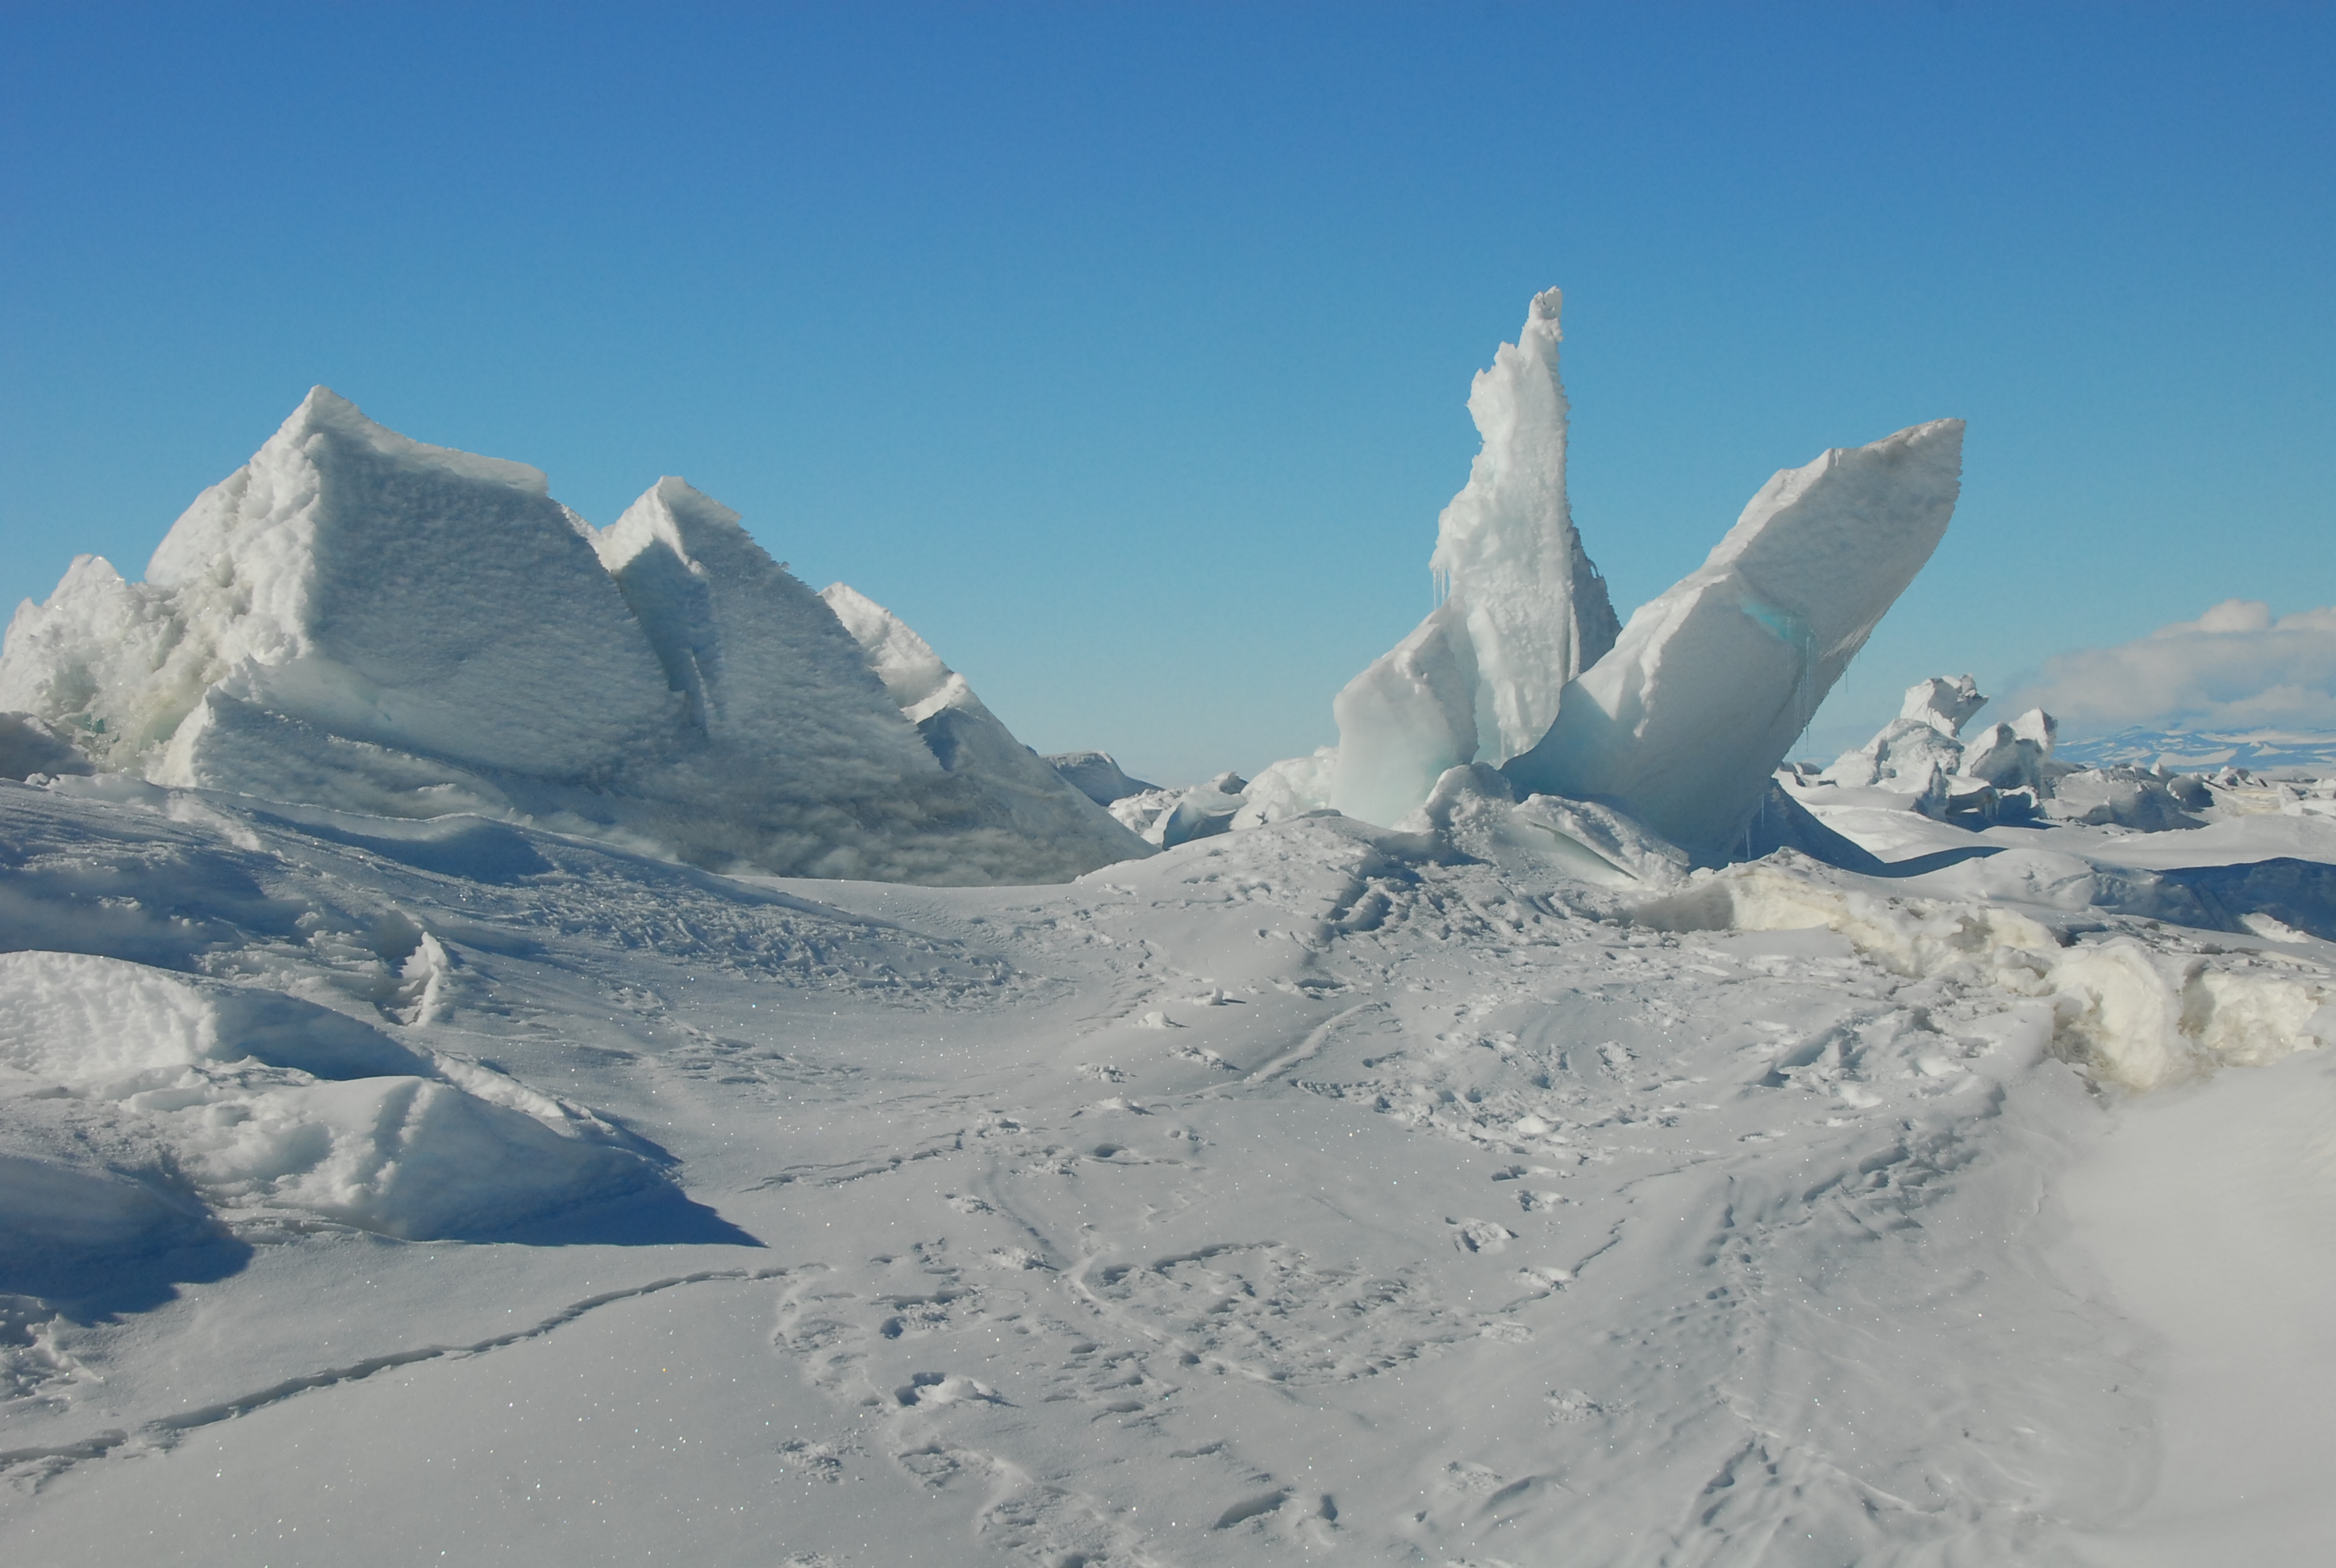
[1330,289,1621,828]
[1506,418,1966,863]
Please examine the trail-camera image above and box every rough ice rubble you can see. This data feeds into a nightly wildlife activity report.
[1329,290,1620,828]
[1508,418,1965,861]
[1641,857,2335,1092]
[1797,673,2213,842]
[1042,749,1158,807]
[0,390,1143,885]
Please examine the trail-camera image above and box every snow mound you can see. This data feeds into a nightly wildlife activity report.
[1331,289,1619,826]
[1508,419,1965,861]
[0,950,661,1239]
[0,391,1147,885]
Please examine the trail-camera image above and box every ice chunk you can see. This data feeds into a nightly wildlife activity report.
[820,583,1151,865]
[1426,288,1623,758]
[1901,674,1985,736]
[600,486,941,786]
[817,580,958,719]
[1506,419,1965,862]
[1232,746,1338,828]
[2012,707,2059,753]
[1330,290,1619,825]
[147,388,678,778]
[1962,710,2056,792]
[0,555,202,769]
[1330,602,1479,827]
[0,393,1151,886]
[1145,775,1248,849]
[1822,676,1986,798]
[1044,751,1159,807]
[2045,767,2204,832]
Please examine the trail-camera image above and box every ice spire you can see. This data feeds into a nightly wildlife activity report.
[1428,287,1621,760]
[1329,288,1620,827]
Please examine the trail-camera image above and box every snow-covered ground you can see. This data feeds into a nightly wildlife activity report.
[2,764,2331,1565]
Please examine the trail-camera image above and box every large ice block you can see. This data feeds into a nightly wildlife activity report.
[1505,419,1965,862]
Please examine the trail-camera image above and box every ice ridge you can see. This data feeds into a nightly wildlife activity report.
[0,390,1149,884]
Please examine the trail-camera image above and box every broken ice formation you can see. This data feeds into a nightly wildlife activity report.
[1796,674,2228,847]
[1507,418,1966,862]
[1303,288,1965,864]
[1821,673,1990,802]
[1329,289,1620,828]
[0,389,1145,884]
[1959,707,2059,794]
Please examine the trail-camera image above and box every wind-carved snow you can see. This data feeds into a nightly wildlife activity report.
[1331,289,1620,828]
[0,391,1141,886]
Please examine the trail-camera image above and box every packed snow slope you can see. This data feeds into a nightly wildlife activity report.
[2,758,2333,1566]
[0,391,1144,886]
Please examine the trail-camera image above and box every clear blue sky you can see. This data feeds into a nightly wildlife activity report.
[4,2,2331,782]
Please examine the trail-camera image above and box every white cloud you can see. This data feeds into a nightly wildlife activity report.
[2004,600,2336,736]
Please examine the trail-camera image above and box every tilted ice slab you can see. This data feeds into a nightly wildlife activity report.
[0,390,1145,883]
[1330,290,1620,828]
[1507,419,1964,862]
[597,480,946,792]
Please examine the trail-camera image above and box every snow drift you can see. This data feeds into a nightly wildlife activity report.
[0,390,1147,885]
[0,949,663,1241]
